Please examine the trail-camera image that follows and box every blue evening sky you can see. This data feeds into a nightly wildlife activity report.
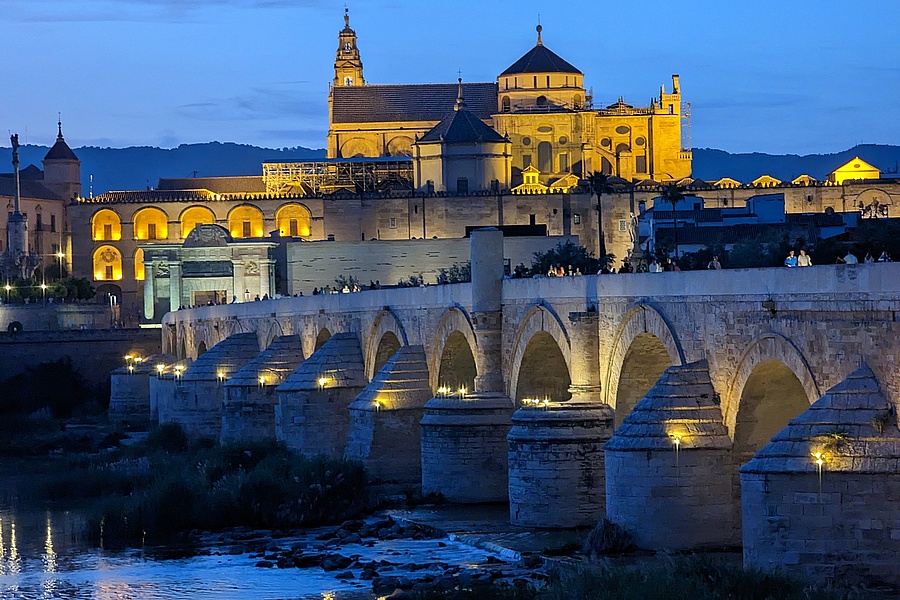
[2,0,897,154]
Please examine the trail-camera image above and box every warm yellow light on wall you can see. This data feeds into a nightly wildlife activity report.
[133,207,169,240]
[318,376,328,388]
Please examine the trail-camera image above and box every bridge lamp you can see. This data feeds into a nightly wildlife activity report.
[318,376,328,389]
[217,370,226,384]
[4,283,11,302]
[156,364,165,378]
[174,364,185,379]
[127,364,134,374]
[457,387,467,399]
[258,375,266,388]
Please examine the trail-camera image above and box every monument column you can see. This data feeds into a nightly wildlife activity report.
[143,262,155,320]
[421,228,515,503]
[168,262,182,312]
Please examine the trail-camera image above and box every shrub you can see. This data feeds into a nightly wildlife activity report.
[582,518,635,558]
[146,423,189,453]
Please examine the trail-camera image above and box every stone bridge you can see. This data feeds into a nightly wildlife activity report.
[149,230,900,585]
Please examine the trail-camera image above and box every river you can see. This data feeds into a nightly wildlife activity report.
[0,506,505,599]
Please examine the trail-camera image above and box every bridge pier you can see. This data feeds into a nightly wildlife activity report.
[605,361,736,550]
[422,228,515,503]
[275,332,366,458]
[346,345,432,484]
[508,311,615,528]
[742,364,900,588]
[109,353,175,425]
[158,333,260,438]
[221,335,304,444]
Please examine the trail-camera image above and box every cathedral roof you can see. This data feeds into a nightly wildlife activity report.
[44,122,78,161]
[418,96,506,145]
[331,82,497,124]
[0,175,62,201]
[500,26,581,76]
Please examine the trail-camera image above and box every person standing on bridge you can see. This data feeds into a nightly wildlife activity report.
[784,250,798,267]
[708,255,722,270]
[797,250,812,267]
[843,251,859,265]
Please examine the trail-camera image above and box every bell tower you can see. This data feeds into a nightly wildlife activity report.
[333,8,364,87]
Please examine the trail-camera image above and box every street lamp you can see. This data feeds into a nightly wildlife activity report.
[40,282,47,304]
[4,283,10,303]
[56,251,65,281]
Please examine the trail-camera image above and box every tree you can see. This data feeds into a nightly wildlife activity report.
[660,184,686,259]
[531,241,601,276]
[589,172,615,258]
[436,262,471,284]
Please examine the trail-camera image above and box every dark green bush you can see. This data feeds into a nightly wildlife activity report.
[582,518,635,557]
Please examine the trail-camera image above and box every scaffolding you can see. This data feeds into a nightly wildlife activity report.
[262,158,413,195]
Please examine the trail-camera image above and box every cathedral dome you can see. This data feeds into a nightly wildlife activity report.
[500,25,582,76]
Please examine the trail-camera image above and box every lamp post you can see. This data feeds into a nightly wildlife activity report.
[40,282,47,305]
[56,251,65,281]
[4,282,10,303]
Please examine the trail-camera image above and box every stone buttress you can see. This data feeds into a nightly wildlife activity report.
[109,353,176,425]
[159,333,260,438]
[605,360,736,549]
[741,363,900,589]
[421,228,515,503]
[508,311,615,528]
[221,335,305,444]
[275,332,366,458]
[345,345,432,484]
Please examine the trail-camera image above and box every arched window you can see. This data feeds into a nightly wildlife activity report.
[573,94,584,110]
[134,248,145,281]
[276,204,312,237]
[501,96,511,112]
[538,141,553,173]
[180,206,216,238]
[228,205,265,239]
[133,207,169,240]
[92,209,121,241]
[536,95,547,106]
[93,245,122,281]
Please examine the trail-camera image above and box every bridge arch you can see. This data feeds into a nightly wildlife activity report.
[726,332,819,454]
[605,304,685,424]
[507,304,571,404]
[429,307,477,393]
[261,319,284,349]
[364,309,409,380]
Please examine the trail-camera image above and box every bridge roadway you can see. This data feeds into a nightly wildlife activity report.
[163,259,900,447]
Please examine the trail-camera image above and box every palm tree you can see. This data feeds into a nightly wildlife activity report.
[660,183,685,260]
[589,172,614,259]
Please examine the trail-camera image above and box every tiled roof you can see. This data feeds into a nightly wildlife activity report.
[276,332,365,392]
[500,44,581,76]
[183,333,261,382]
[44,130,78,161]
[418,107,506,144]
[158,176,266,194]
[0,176,62,201]
[225,335,305,388]
[331,83,498,124]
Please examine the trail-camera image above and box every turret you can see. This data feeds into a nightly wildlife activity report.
[42,120,81,200]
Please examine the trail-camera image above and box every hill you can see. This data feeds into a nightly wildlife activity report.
[691,144,900,183]
[0,142,325,196]
[1,142,898,196]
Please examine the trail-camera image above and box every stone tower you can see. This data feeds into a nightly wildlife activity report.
[42,120,81,200]
[333,8,364,87]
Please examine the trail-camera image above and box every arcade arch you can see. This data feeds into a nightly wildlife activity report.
[180,206,216,238]
[93,245,122,281]
[92,209,121,241]
[372,331,402,377]
[507,305,571,403]
[228,205,264,239]
[275,204,312,238]
[134,248,145,281]
[613,333,673,426]
[133,207,168,240]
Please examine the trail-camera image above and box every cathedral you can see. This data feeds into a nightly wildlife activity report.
[327,10,692,189]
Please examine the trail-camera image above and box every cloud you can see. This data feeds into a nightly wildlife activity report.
[176,85,325,122]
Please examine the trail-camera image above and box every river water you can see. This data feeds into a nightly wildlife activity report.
[0,507,503,600]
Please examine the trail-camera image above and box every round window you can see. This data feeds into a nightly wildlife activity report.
[615,125,630,135]
[537,126,553,133]
[601,137,611,147]
[635,136,646,146]
[522,137,532,146]
[559,136,568,145]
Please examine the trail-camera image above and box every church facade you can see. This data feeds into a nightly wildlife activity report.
[327,12,692,185]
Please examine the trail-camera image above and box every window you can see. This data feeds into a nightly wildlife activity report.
[50,215,56,233]
[457,178,468,195]
[668,104,674,115]
[289,219,298,237]
[533,76,537,88]
[502,96,510,112]
[36,214,42,230]
[242,221,251,237]
[636,155,647,173]
[103,224,113,240]
[105,266,114,280]
[559,153,569,173]
[573,213,581,225]
[344,76,353,85]
[414,205,418,214]
[389,217,397,229]
[619,219,627,232]
[148,223,157,239]
[529,214,536,226]
[538,141,553,172]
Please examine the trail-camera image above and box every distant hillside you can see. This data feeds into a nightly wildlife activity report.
[0,142,325,196]
[691,144,900,183]
[1,141,898,196]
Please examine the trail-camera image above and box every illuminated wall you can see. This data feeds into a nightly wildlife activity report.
[92,209,121,241]
[275,204,312,237]
[180,206,216,238]
[228,205,265,239]
[134,248,145,280]
[93,245,123,280]
[133,207,169,240]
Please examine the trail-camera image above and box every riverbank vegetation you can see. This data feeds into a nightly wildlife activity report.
[410,555,865,600]
[2,421,367,547]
